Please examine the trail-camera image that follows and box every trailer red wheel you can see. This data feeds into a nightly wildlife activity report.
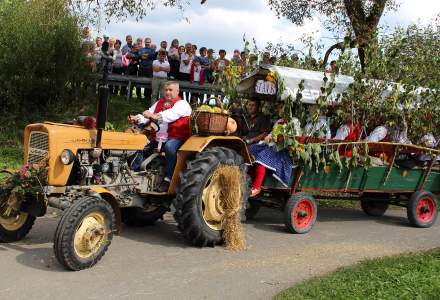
[284,193,317,234]
[407,191,438,228]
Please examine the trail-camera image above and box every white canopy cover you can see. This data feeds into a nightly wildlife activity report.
[237,64,354,104]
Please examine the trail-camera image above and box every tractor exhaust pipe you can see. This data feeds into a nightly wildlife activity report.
[96,72,109,148]
[95,38,112,149]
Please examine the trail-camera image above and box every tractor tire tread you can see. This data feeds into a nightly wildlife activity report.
[284,192,317,234]
[0,214,36,242]
[174,147,249,247]
[53,196,115,271]
[407,191,438,228]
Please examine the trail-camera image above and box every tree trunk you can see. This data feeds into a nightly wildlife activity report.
[322,39,357,68]
[343,0,387,71]
[358,47,366,72]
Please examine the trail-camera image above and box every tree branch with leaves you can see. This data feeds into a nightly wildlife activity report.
[267,0,398,70]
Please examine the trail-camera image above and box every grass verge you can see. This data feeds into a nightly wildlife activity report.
[275,249,440,300]
[0,145,23,170]
[317,199,359,209]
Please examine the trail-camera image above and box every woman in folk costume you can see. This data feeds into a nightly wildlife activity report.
[304,115,331,140]
[249,105,302,198]
[365,126,389,142]
[334,121,361,142]
[333,120,361,157]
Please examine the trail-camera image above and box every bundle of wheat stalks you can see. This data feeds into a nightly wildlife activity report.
[216,165,246,251]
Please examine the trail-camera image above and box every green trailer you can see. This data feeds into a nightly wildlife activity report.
[237,65,438,234]
[247,142,439,234]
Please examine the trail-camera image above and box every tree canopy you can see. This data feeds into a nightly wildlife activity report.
[0,0,90,125]
[68,0,190,21]
[267,0,399,69]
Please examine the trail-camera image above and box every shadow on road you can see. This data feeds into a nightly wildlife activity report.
[1,206,415,273]
[1,214,189,272]
[119,216,191,248]
[248,207,409,234]
[1,243,65,272]
[317,207,409,227]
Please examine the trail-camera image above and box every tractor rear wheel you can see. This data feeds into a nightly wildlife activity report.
[174,147,250,247]
[53,196,115,271]
[0,212,35,242]
[121,206,167,227]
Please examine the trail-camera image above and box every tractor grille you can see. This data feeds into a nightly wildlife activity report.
[27,131,49,166]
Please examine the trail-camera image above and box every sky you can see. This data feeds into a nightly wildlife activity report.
[95,0,440,57]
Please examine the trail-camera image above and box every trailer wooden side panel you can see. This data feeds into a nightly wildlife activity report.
[262,163,440,194]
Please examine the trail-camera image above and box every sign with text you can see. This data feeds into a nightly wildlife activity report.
[255,80,276,95]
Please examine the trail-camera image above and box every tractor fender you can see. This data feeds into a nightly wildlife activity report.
[170,136,253,194]
[89,187,122,234]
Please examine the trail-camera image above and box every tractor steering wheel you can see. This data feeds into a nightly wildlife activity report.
[149,119,160,133]
[128,111,160,134]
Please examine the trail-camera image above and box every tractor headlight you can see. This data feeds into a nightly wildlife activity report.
[60,149,75,165]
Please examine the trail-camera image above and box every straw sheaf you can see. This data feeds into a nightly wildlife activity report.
[213,165,246,251]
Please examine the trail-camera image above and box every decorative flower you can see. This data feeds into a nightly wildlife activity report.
[19,164,30,179]
[266,71,276,82]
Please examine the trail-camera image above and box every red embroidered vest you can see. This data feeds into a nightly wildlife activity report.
[152,97,191,141]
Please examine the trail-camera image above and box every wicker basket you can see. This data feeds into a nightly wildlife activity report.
[192,111,229,136]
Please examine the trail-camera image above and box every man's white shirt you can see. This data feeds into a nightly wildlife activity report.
[179,52,193,74]
[153,60,170,78]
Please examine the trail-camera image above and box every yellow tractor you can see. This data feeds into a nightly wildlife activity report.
[0,60,251,271]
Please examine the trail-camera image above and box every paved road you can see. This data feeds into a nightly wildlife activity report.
[1,206,439,300]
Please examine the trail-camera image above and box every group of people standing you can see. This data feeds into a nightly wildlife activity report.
[87,35,250,105]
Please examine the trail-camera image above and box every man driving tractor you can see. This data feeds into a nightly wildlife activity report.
[130,81,192,192]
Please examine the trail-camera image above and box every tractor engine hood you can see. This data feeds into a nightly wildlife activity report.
[23,122,147,186]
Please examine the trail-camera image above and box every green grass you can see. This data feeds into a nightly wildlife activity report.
[0,145,23,170]
[318,199,359,209]
[106,95,145,130]
[275,249,440,300]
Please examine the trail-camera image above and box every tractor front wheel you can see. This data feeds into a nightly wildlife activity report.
[284,193,317,234]
[53,196,115,271]
[174,147,250,247]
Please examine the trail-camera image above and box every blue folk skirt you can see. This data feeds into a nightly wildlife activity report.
[249,143,293,187]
